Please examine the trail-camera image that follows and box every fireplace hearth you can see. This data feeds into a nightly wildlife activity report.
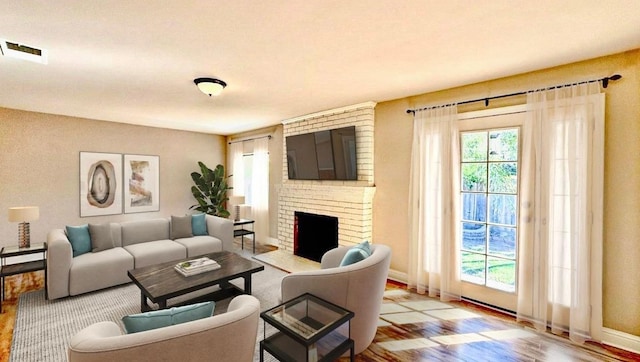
[294,212,338,262]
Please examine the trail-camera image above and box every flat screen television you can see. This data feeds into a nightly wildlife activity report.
[286,126,357,180]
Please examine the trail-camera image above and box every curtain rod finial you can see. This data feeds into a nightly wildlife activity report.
[603,74,622,88]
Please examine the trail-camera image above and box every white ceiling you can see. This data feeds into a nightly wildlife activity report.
[1,1,639,135]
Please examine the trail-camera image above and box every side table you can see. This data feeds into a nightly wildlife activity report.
[0,242,47,313]
[260,292,354,362]
[233,219,256,253]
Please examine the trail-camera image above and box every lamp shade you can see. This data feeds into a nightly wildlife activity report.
[8,206,39,222]
[194,78,226,96]
[228,196,245,205]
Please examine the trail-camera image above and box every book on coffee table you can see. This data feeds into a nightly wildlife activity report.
[174,257,220,276]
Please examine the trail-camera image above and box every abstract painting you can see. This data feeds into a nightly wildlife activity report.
[124,154,160,213]
[80,152,123,217]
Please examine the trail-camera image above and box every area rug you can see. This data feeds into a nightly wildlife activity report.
[10,262,287,362]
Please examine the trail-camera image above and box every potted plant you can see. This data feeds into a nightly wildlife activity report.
[189,162,232,218]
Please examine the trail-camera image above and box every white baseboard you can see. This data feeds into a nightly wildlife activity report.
[387,269,407,285]
[602,328,640,354]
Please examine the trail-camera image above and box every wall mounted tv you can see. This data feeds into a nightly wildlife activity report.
[286,126,357,180]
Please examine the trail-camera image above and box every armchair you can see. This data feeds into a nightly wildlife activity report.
[281,244,391,354]
[68,295,260,362]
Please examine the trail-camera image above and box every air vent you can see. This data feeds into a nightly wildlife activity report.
[0,38,48,64]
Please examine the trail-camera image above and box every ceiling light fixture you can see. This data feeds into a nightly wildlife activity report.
[194,77,227,96]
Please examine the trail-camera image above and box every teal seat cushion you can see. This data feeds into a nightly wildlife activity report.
[191,213,208,236]
[122,301,215,334]
[66,224,92,257]
[339,240,372,266]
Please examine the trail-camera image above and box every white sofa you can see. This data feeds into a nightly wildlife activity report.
[68,295,260,362]
[281,244,391,354]
[47,215,233,299]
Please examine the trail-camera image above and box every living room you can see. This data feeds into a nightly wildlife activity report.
[2,2,640,361]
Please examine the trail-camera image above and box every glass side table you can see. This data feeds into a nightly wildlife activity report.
[260,293,354,362]
[0,242,47,313]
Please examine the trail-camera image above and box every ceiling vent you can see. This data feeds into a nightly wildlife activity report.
[0,39,48,64]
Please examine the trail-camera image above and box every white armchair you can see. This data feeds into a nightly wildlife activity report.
[281,244,391,354]
[68,295,260,362]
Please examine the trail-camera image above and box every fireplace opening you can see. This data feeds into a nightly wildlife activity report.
[294,211,338,262]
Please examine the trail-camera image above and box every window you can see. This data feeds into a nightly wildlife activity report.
[460,127,519,293]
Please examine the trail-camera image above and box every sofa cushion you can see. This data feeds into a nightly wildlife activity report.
[174,235,223,258]
[66,225,92,257]
[122,301,215,334]
[110,223,123,248]
[124,240,187,269]
[69,247,134,296]
[89,223,114,252]
[191,213,208,236]
[171,215,193,240]
[121,219,170,246]
[339,241,372,266]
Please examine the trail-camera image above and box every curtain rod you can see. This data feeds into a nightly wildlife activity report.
[228,134,272,145]
[406,74,622,114]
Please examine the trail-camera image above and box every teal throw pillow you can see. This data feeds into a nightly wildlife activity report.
[122,301,215,334]
[66,224,92,257]
[339,241,372,267]
[191,213,208,236]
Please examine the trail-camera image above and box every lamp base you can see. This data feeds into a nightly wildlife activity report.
[234,205,240,221]
[18,222,31,248]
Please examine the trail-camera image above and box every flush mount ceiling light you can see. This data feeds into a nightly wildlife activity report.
[194,77,227,96]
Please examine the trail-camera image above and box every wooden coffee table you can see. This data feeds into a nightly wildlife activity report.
[128,251,264,312]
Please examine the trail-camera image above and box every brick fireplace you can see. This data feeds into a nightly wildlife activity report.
[278,102,376,254]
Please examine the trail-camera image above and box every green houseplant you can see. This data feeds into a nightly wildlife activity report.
[189,162,232,218]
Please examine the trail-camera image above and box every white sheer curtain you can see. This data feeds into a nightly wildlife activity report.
[229,142,244,197]
[408,105,461,301]
[251,138,269,243]
[517,83,604,343]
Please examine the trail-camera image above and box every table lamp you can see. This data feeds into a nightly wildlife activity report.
[228,196,245,221]
[8,206,39,248]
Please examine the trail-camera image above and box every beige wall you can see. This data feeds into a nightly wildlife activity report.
[373,49,640,336]
[0,108,226,247]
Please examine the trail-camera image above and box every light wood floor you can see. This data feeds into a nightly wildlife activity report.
[350,283,639,361]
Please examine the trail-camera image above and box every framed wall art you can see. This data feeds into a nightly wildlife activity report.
[80,152,123,217]
[124,154,160,213]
